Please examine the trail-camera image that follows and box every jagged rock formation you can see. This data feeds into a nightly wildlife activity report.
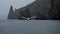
[8,6,17,19]
[8,6,14,19]
[8,0,51,19]
[8,0,60,20]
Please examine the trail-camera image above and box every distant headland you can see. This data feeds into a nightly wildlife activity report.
[8,0,60,20]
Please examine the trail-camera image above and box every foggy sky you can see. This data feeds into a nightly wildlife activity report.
[0,0,35,19]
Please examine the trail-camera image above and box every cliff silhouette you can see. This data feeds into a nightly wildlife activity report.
[8,0,60,20]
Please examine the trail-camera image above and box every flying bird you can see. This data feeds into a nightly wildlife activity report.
[21,16,37,21]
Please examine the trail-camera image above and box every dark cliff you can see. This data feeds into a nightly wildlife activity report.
[8,6,14,19]
[8,0,60,20]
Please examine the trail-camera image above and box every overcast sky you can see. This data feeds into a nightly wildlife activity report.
[0,0,35,19]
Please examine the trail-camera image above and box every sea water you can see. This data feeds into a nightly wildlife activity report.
[0,20,60,34]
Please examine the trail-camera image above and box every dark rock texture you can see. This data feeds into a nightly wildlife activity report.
[8,0,60,20]
[8,0,51,19]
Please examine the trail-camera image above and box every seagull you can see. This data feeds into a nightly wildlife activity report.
[21,16,37,21]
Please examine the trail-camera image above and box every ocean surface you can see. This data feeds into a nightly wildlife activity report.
[0,20,60,34]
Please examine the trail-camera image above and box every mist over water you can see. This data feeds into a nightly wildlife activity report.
[0,20,60,34]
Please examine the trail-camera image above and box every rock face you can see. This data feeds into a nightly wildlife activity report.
[8,6,17,19]
[17,8,31,19]
[8,6,14,19]
[8,0,51,19]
